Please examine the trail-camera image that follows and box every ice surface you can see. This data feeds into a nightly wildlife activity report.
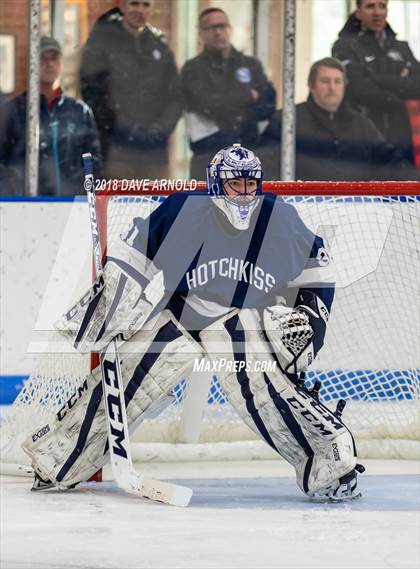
[1,461,419,569]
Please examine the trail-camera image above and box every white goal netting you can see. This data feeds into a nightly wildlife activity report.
[1,184,419,472]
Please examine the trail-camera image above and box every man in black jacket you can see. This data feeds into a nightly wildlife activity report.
[80,0,181,179]
[181,7,276,179]
[259,57,416,181]
[1,37,101,196]
[332,0,420,167]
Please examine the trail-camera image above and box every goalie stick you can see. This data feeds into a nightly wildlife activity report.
[82,153,192,507]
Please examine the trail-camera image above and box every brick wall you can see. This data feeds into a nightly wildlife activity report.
[0,0,29,97]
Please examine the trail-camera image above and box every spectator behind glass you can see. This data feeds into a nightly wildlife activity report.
[332,0,420,169]
[259,57,417,181]
[0,37,101,196]
[181,7,276,179]
[80,0,182,180]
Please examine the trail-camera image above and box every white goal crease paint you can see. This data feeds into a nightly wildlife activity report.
[1,462,419,569]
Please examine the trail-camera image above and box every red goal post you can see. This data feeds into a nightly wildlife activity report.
[95,180,420,195]
[95,179,420,262]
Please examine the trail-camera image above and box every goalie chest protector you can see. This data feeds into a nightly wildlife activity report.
[124,193,333,312]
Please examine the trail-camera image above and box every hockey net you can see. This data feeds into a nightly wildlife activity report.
[1,181,419,473]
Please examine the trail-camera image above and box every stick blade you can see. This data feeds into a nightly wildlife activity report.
[139,478,193,507]
[112,464,192,506]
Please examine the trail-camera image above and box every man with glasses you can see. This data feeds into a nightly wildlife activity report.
[181,8,276,179]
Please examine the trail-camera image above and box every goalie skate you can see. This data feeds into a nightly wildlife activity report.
[308,464,365,502]
[31,473,55,492]
[31,472,78,492]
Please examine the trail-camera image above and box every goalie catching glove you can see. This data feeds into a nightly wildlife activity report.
[264,290,330,375]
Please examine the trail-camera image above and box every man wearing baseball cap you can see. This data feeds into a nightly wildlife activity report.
[1,37,101,195]
[40,36,62,54]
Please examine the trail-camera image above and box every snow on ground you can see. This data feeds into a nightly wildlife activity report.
[1,460,419,569]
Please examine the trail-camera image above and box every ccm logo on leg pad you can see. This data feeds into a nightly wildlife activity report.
[103,357,128,459]
[56,379,89,422]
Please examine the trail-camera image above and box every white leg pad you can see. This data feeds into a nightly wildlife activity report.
[200,309,357,495]
[23,311,203,488]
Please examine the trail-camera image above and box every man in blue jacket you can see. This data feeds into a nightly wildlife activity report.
[1,37,101,196]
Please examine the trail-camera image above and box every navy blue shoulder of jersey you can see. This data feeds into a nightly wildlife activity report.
[262,193,312,240]
[128,192,326,268]
[130,191,210,262]
[258,193,327,275]
[126,192,333,303]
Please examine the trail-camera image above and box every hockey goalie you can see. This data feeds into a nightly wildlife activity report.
[23,144,364,500]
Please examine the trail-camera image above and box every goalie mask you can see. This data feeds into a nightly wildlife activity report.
[207,144,263,230]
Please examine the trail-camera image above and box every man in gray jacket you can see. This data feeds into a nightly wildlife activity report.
[80,0,182,179]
